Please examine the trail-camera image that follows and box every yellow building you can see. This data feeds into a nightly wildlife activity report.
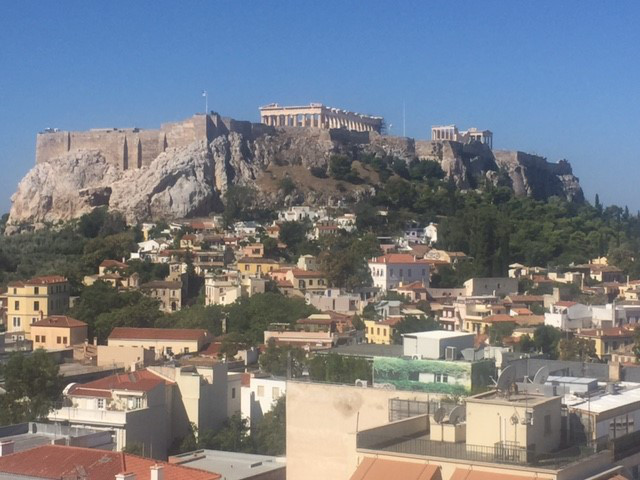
[7,275,70,338]
[236,257,280,276]
[575,327,634,359]
[365,318,401,345]
[31,315,88,350]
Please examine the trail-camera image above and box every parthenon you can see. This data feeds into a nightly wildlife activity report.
[259,103,383,133]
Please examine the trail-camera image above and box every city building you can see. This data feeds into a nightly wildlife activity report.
[368,254,430,292]
[260,103,383,133]
[402,331,475,360]
[240,374,287,429]
[107,327,212,356]
[305,289,363,315]
[237,257,280,276]
[140,280,183,313]
[575,327,636,360]
[31,315,88,350]
[6,275,69,339]
[463,277,518,297]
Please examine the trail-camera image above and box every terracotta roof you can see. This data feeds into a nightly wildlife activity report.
[200,341,223,357]
[506,295,544,303]
[32,315,87,328]
[450,468,533,480]
[0,444,219,480]
[276,280,294,288]
[237,257,279,264]
[109,327,210,341]
[379,317,403,326]
[578,327,636,338]
[477,314,517,324]
[240,372,251,387]
[100,259,128,269]
[396,281,428,292]
[369,254,430,264]
[555,301,578,307]
[69,369,171,396]
[511,308,534,315]
[350,457,442,480]
[289,268,325,278]
[8,275,68,287]
[140,280,182,289]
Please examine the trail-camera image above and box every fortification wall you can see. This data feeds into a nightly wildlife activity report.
[36,131,70,164]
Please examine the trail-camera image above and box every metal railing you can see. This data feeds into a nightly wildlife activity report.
[356,432,601,469]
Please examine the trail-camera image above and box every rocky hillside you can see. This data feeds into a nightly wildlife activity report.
[6,123,584,231]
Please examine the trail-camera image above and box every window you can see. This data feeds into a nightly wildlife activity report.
[377,328,380,335]
[131,397,143,409]
[13,317,20,327]
[184,347,189,354]
[97,398,105,409]
[272,387,280,398]
[166,347,173,355]
[14,301,19,310]
[435,374,442,382]
[257,385,264,397]
[63,337,68,344]
[31,317,37,324]
[12,288,16,294]
[57,336,62,344]
[244,264,250,271]
[442,374,449,383]
[41,336,46,343]
[544,415,552,435]
[34,287,39,294]
[231,387,236,399]
[35,335,40,342]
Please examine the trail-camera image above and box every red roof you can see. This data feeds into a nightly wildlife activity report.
[32,315,87,328]
[555,301,578,307]
[109,327,210,342]
[350,457,442,480]
[100,259,128,269]
[578,327,637,338]
[289,268,324,278]
[0,444,219,480]
[8,275,68,287]
[69,369,171,396]
[369,254,430,265]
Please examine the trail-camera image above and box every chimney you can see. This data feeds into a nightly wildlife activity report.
[150,465,165,480]
[115,473,136,480]
[0,441,14,456]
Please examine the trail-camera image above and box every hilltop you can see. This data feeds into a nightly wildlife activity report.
[6,113,583,232]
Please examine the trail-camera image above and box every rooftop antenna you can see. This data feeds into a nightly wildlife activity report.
[496,364,516,397]
[202,90,208,114]
[532,366,549,385]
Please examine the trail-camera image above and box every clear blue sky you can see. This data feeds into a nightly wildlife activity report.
[1,1,639,213]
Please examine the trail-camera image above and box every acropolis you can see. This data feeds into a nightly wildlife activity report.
[431,125,493,149]
[259,103,383,133]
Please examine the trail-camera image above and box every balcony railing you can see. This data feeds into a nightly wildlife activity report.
[356,431,601,469]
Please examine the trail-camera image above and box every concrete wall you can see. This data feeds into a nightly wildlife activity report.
[97,345,155,369]
[286,381,442,480]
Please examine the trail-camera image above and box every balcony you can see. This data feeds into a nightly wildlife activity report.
[48,407,130,427]
[356,416,603,470]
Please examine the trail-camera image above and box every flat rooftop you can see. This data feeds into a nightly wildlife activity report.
[169,449,285,480]
[320,343,403,358]
[404,330,474,339]
[564,382,640,413]
[468,390,558,407]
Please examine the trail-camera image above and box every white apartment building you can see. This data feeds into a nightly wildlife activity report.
[367,254,430,291]
[241,375,286,429]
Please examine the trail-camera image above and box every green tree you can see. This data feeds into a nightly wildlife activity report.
[259,341,306,378]
[308,354,372,384]
[0,350,63,425]
[329,155,352,180]
[279,221,311,255]
[558,337,596,361]
[318,233,381,289]
[392,315,439,344]
[488,322,516,347]
[533,325,563,358]
[253,396,286,455]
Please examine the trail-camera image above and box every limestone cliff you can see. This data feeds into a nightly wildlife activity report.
[7,120,584,230]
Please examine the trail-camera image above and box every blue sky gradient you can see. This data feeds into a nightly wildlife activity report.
[1,1,639,212]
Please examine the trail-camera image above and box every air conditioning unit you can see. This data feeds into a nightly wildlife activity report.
[355,379,368,388]
[445,346,457,361]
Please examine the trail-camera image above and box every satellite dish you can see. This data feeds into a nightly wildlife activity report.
[448,405,466,425]
[433,407,447,424]
[510,413,519,425]
[533,366,549,385]
[496,365,516,394]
